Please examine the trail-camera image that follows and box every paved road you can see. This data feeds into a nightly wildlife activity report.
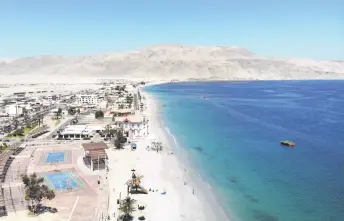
[44,117,75,140]
[133,93,139,111]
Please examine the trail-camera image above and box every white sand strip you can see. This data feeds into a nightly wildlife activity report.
[106,90,229,221]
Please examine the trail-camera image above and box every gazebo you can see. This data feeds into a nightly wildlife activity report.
[82,142,108,171]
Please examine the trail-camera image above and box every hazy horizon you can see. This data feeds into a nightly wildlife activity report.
[1,44,344,62]
[1,0,343,60]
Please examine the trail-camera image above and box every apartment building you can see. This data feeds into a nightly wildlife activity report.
[76,94,99,105]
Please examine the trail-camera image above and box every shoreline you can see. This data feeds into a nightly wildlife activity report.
[106,89,228,220]
[142,90,230,220]
[143,79,344,88]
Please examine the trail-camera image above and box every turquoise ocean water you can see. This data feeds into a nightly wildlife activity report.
[145,81,344,221]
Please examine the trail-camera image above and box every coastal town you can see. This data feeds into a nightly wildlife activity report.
[0,80,220,221]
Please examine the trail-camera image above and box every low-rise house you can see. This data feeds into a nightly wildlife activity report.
[57,124,106,139]
[76,94,99,105]
[110,109,133,117]
[42,99,53,107]
[114,114,148,139]
[50,108,68,116]
[5,104,23,117]
[0,112,9,117]
[97,100,108,109]
[45,94,57,101]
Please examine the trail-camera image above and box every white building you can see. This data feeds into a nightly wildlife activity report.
[76,95,99,105]
[114,114,148,139]
[46,94,57,101]
[5,104,23,117]
[0,112,9,117]
[97,100,108,109]
[42,99,54,107]
[57,124,106,139]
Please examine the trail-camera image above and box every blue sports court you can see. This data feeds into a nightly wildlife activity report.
[46,152,65,163]
[39,151,71,165]
[41,171,85,191]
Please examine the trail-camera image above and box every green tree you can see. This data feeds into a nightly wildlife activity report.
[39,114,44,127]
[68,107,76,115]
[13,119,19,130]
[21,173,56,214]
[125,95,133,104]
[24,114,31,128]
[57,108,63,118]
[95,110,104,119]
[0,142,8,151]
[22,107,28,117]
[12,127,24,137]
[105,125,111,136]
[114,130,126,149]
[118,197,136,221]
[4,125,11,133]
[138,91,141,102]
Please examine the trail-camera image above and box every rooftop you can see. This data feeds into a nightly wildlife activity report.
[82,142,107,159]
[110,108,133,114]
[115,114,144,123]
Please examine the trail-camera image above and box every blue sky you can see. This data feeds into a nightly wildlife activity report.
[0,0,343,60]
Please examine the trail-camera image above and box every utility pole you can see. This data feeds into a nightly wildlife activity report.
[98,154,100,190]
[98,154,100,171]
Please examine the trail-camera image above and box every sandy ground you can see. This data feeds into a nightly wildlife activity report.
[106,92,228,221]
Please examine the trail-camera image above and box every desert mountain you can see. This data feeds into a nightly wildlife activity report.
[1,45,343,81]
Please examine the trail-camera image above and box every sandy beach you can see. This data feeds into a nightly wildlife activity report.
[106,89,229,221]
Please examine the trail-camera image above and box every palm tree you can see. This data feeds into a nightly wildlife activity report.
[37,117,41,127]
[24,115,31,128]
[105,125,111,137]
[114,129,126,149]
[118,197,136,221]
[42,186,55,207]
[22,107,28,117]
[13,119,19,130]
[40,115,44,127]
[57,108,62,119]
[35,114,43,127]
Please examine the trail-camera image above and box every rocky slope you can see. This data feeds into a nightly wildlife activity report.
[1,45,343,81]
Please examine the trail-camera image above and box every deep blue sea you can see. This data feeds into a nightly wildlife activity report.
[145,81,344,221]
